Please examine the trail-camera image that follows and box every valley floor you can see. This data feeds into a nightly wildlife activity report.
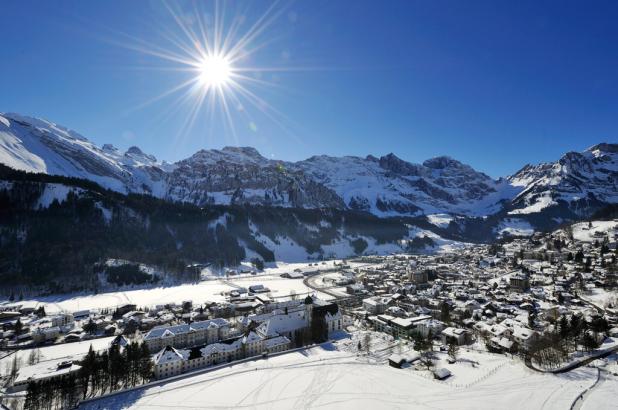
[7,261,346,314]
[79,339,599,410]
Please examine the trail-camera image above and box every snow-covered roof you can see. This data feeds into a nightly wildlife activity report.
[144,318,229,340]
[153,346,187,365]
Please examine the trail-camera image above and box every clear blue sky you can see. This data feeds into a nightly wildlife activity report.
[1,0,617,177]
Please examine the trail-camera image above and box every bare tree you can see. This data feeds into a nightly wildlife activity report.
[363,333,371,355]
[447,341,459,363]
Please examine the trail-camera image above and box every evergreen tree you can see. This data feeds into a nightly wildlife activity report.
[14,318,23,336]
[440,302,451,323]
[24,381,40,410]
[139,343,153,382]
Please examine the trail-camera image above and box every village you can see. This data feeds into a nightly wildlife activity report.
[1,220,618,409]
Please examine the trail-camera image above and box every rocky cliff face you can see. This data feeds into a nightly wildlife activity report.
[1,112,616,225]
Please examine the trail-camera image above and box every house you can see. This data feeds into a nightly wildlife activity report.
[362,297,388,314]
[388,354,405,368]
[49,313,74,328]
[416,319,444,338]
[249,285,270,294]
[433,368,452,380]
[281,272,304,279]
[346,284,365,295]
[510,273,530,292]
[441,327,471,345]
[153,346,186,379]
[10,360,81,392]
[32,326,60,344]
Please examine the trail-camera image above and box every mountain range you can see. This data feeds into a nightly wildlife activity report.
[1,112,616,227]
[1,112,617,289]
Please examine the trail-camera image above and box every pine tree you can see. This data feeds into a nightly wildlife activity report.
[24,381,40,410]
[558,315,570,339]
[139,343,153,383]
[14,318,23,336]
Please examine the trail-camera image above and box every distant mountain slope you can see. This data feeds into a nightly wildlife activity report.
[0,112,169,195]
[0,112,616,226]
[508,143,618,217]
[0,165,459,290]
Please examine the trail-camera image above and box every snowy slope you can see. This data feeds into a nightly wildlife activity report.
[295,153,515,216]
[508,143,618,216]
[0,113,167,194]
[1,112,616,222]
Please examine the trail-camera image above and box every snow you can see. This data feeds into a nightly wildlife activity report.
[0,112,163,195]
[508,193,556,215]
[35,183,82,208]
[0,114,9,128]
[2,112,617,221]
[95,202,113,223]
[495,218,534,237]
[581,287,616,309]
[572,220,618,242]
[14,267,336,314]
[427,213,454,228]
[581,374,618,410]
[17,281,236,314]
[407,226,469,253]
[82,343,598,410]
[0,336,115,374]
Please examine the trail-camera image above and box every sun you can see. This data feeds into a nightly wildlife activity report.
[198,55,232,87]
[121,2,300,141]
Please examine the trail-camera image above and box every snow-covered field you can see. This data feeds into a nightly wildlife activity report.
[6,261,344,314]
[80,343,598,410]
[1,336,115,376]
[581,287,617,309]
[495,218,535,237]
[581,372,618,410]
[572,220,618,242]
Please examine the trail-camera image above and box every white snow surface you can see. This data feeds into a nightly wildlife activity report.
[571,220,618,242]
[495,218,535,237]
[80,343,598,410]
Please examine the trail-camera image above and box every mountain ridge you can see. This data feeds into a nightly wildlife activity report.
[1,112,616,225]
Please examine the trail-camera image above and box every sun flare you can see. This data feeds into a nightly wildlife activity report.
[119,1,299,141]
[198,55,232,88]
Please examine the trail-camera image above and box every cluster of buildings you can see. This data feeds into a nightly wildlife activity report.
[331,220,618,355]
[147,296,342,379]
[3,219,618,395]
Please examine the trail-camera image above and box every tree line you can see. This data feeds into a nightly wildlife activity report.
[24,341,152,410]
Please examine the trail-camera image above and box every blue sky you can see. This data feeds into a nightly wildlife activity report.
[1,0,617,177]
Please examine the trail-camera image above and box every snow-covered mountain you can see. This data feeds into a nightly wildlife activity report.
[165,147,345,209]
[0,113,170,195]
[507,143,618,217]
[0,112,616,224]
[295,153,516,216]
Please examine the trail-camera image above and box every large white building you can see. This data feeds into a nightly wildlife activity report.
[152,331,292,379]
[143,318,231,351]
[151,297,343,380]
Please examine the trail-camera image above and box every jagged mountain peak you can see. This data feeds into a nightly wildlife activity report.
[220,146,263,157]
[586,142,618,155]
[422,155,462,169]
[0,112,616,220]
[125,145,157,163]
[378,152,423,176]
